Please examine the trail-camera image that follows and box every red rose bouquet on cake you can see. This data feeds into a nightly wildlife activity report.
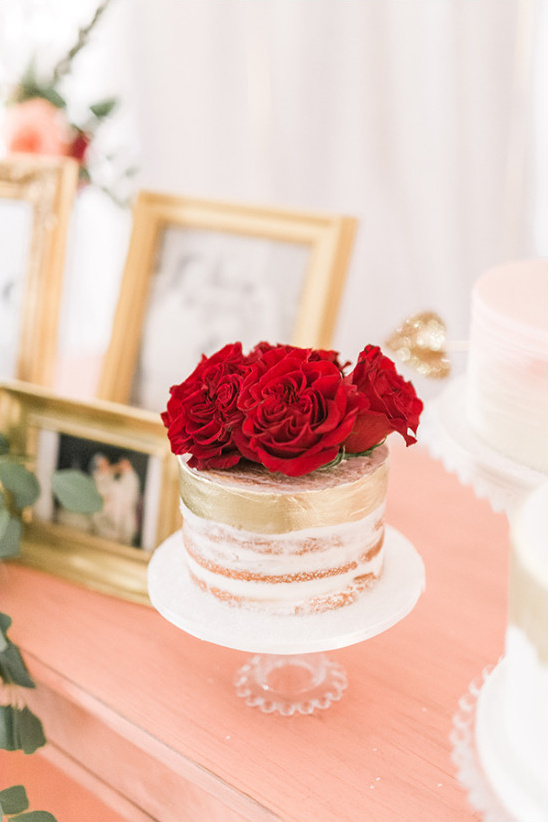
[162,341,423,477]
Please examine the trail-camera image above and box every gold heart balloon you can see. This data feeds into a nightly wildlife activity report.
[385,311,452,379]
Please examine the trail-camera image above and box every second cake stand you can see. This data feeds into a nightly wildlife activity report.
[420,375,546,513]
[148,525,425,715]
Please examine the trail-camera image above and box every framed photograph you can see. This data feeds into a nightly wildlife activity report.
[0,154,79,386]
[97,191,357,411]
[0,380,180,605]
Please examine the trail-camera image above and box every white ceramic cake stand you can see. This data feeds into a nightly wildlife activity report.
[451,658,548,822]
[420,375,546,514]
[148,525,425,716]
[451,661,516,822]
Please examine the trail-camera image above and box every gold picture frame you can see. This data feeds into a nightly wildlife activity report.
[97,191,357,411]
[0,154,79,386]
[0,380,180,605]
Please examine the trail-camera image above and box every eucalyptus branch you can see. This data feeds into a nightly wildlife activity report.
[50,0,112,85]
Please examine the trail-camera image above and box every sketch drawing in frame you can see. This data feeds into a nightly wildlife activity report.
[0,380,180,605]
[97,191,357,412]
[0,154,79,386]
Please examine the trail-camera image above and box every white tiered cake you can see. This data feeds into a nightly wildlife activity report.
[475,482,548,822]
[424,258,548,510]
[465,259,548,474]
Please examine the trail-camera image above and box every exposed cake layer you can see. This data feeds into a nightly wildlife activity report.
[465,259,548,473]
[178,447,389,615]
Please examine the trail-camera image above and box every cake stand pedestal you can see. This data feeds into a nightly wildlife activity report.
[421,375,546,513]
[234,652,348,716]
[148,525,425,715]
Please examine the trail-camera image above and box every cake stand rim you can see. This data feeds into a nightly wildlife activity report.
[147,524,425,655]
[421,374,546,512]
[474,657,548,822]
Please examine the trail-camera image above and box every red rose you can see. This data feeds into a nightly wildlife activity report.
[234,346,361,476]
[248,341,292,362]
[308,348,350,372]
[250,342,348,371]
[343,345,423,453]
[161,343,250,469]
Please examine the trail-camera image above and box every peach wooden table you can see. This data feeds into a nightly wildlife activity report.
[0,440,509,822]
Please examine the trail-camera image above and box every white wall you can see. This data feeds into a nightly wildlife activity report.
[119,0,546,364]
[1,0,546,376]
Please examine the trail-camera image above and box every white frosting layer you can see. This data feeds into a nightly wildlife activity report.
[505,483,548,794]
[465,260,548,473]
[181,499,385,614]
[504,625,548,794]
[476,661,548,822]
[478,483,548,821]
[185,546,384,604]
[513,482,548,588]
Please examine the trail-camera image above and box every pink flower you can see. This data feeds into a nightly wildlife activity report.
[3,98,71,157]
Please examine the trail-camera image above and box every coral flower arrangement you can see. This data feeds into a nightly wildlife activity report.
[2,1,136,204]
[162,342,423,477]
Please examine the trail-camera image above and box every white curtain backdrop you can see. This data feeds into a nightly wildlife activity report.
[1,0,546,380]
[119,0,546,367]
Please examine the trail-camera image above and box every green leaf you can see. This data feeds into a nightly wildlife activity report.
[0,785,29,815]
[22,85,65,108]
[39,87,66,108]
[0,506,10,538]
[0,704,16,750]
[0,611,13,634]
[10,811,58,822]
[345,438,387,459]
[0,516,22,558]
[0,613,11,653]
[89,96,117,118]
[320,449,345,471]
[51,470,103,514]
[0,612,13,633]
[15,82,66,109]
[0,463,40,509]
[0,433,9,455]
[0,642,36,688]
[15,706,46,754]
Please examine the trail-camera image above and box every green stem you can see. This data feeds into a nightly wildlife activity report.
[50,1,112,85]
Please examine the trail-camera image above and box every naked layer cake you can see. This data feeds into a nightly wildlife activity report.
[178,444,388,615]
[162,341,422,615]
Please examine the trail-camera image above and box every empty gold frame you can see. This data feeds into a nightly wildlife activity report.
[0,380,180,605]
[0,154,79,386]
[97,191,356,411]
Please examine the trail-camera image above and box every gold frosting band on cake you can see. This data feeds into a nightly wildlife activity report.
[178,461,389,534]
[509,547,548,665]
